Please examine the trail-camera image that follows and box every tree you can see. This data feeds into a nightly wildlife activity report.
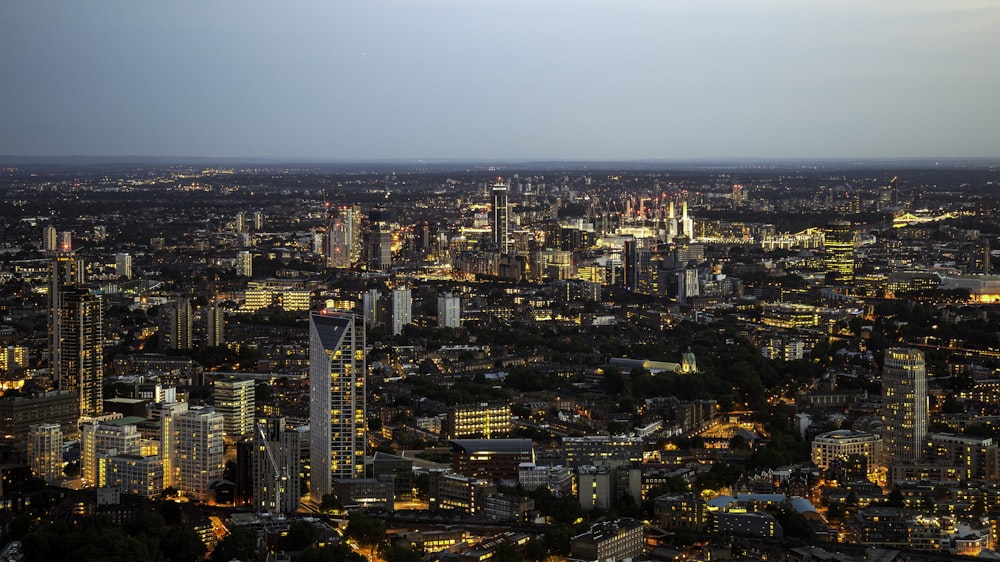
[345,513,387,561]
[299,543,365,562]
[380,544,424,562]
[319,493,342,513]
[164,524,208,562]
[211,526,258,562]
[286,520,320,551]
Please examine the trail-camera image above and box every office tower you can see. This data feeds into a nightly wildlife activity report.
[492,179,510,254]
[54,285,104,418]
[81,420,141,486]
[438,293,461,328]
[252,211,264,231]
[206,304,225,347]
[681,201,694,240]
[882,348,927,468]
[28,423,63,483]
[309,311,366,503]
[115,252,132,280]
[42,225,57,252]
[236,250,253,277]
[823,220,855,284]
[367,208,392,271]
[159,298,192,350]
[390,287,412,336]
[172,406,225,500]
[214,378,255,438]
[253,416,301,514]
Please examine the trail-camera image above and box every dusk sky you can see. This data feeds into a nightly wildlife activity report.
[2,1,998,161]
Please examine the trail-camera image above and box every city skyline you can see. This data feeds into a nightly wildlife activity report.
[2,1,999,161]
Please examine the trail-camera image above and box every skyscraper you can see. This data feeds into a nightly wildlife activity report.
[214,378,255,438]
[54,284,104,418]
[824,220,855,284]
[309,311,366,503]
[159,298,192,350]
[253,416,301,514]
[882,348,927,468]
[492,179,510,254]
[391,287,412,336]
[115,252,132,280]
[206,304,225,347]
[42,225,57,252]
[367,207,392,271]
[326,205,360,269]
[326,216,352,269]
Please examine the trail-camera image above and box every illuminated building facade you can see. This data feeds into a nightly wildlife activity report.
[823,220,855,284]
[446,403,511,439]
[28,423,63,483]
[309,311,366,502]
[882,348,927,468]
[214,378,255,438]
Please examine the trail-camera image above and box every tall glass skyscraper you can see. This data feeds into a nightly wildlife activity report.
[492,179,509,254]
[309,311,366,503]
[824,220,855,284]
[881,347,927,468]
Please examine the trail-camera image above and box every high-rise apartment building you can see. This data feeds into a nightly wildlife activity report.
[42,225,57,252]
[326,205,360,269]
[115,252,132,280]
[882,348,927,468]
[253,416,301,514]
[148,401,188,490]
[214,378,255,438]
[362,289,381,327]
[206,304,225,347]
[171,407,225,500]
[54,284,104,418]
[309,311,366,503]
[391,288,412,336]
[824,220,855,284]
[438,293,461,328]
[159,298,192,350]
[492,179,509,254]
[28,423,63,483]
[236,250,253,277]
[367,207,392,271]
[81,420,141,486]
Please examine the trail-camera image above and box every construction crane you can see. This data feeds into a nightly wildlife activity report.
[256,422,289,518]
